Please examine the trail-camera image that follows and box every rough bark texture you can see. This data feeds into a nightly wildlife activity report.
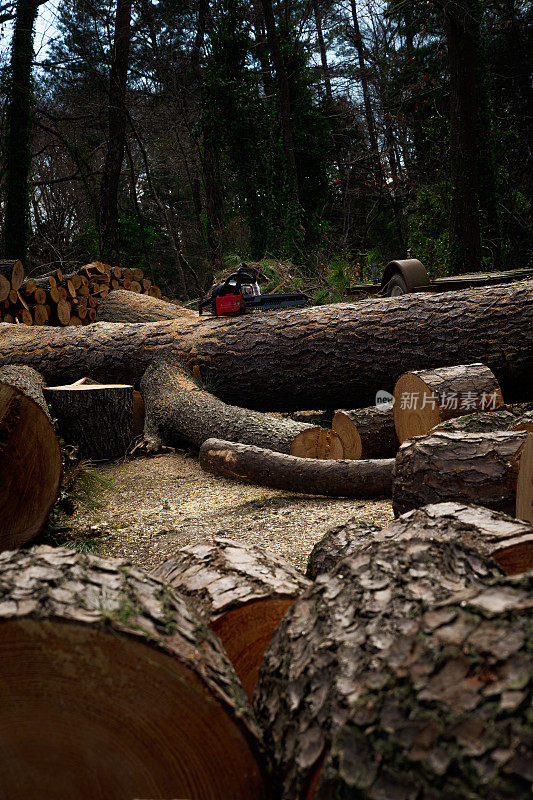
[141,356,314,453]
[393,430,528,517]
[306,520,382,579]
[0,546,267,800]
[0,380,62,550]
[432,408,519,434]
[97,289,195,323]
[200,438,394,498]
[0,364,49,417]
[394,363,504,443]
[333,405,398,459]
[516,432,533,524]
[44,382,133,460]
[0,281,531,408]
[317,571,533,800]
[514,411,533,433]
[153,538,310,700]
[253,538,506,800]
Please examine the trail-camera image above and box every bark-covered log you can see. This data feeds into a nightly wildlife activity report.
[394,363,504,443]
[0,546,268,799]
[141,356,315,454]
[153,538,310,701]
[514,410,533,433]
[0,281,532,408]
[44,380,133,460]
[432,408,519,433]
[0,378,62,550]
[393,430,528,517]
[97,288,196,322]
[200,438,394,498]
[0,259,24,290]
[516,432,533,524]
[306,520,382,579]
[253,538,506,800]
[332,405,398,459]
[317,570,533,800]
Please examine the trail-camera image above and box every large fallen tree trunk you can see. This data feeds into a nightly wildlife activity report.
[392,430,529,517]
[253,538,507,800]
[0,369,63,551]
[315,569,533,800]
[0,281,531,408]
[97,288,196,322]
[200,438,394,498]
[152,538,310,701]
[0,546,268,800]
[140,356,318,454]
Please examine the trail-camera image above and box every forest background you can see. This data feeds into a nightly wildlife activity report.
[0,0,531,300]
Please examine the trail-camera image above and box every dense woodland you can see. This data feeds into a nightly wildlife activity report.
[0,0,531,298]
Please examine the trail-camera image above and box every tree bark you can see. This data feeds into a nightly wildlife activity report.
[44,381,133,460]
[432,408,520,434]
[392,430,528,517]
[306,519,382,579]
[140,356,315,453]
[516,432,533,524]
[99,0,133,264]
[316,569,533,799]
[253,537,506,800]
[0,281,531,407]
[153,538,310,701]
[200,438,394,498]
[393,363,505,443]
[97,289,195,323]
[0,374,62,550]
[333,405,398,459]
[0,546,268,799]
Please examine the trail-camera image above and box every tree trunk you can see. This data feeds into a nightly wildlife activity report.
[0,281,531,407]
[313,0,333,107]
[140,356,316,454]
[349,0,380,172]
[392,429,529,517]
[306,519,382,579]
[333,405,398,459]
[253,537,507,800]
[99,0,133,264]
[44,381,133,460]
[96,289,195,323]
[153,538,310,701]
[0,372,62,550]
[0,546,268,800]
[316,567,533,800]
[2,0,38,263]
[199,438,394,498]
[393,363,505,443]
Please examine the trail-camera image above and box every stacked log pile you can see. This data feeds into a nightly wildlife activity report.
[0,261,168,326]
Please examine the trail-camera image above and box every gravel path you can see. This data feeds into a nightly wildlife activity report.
[61,451,394,573]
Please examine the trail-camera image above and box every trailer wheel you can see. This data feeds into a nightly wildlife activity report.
[386,274,408,296]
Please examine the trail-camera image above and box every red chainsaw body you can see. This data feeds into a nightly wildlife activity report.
[215,292,243,315]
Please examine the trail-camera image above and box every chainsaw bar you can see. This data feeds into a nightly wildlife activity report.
[243,293,308,312]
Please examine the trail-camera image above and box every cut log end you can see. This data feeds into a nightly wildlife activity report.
[289,427,344,459]
[331,411,362,459]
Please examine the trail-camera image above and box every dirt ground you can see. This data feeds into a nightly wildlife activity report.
[61,451,394,573]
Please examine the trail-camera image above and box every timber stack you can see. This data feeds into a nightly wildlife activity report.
[0,260,170,326]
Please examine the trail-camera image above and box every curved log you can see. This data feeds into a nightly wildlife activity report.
[97,289,196,323]
[393,430,528,517]
[153,538,310,700]
[306,520,382,579]
[199,438,394,498]
[317,571,533,800]
[332,405,398,459]
[0,546,267,800]
[0,281,531,408]
[253,538,505,800]
[393,363,504,443]
[141,357,314,454]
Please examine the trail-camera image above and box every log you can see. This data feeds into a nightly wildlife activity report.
[44,381,134,460]
[306,520,382,579]
[0,546,268,799]
[516,432,533,524]
[431,408,519,433]
[0,259,24,291]
[289,427,344,459]
[97,289,196,323]
[140,356,315,454]
[316,569,533,800]
[513,410,533,433]
[0,370,62,550]
[253,537,506,800]
[394,363,505,443]
[392,430,529,517]
[153,538,310,701]
[199,438,394,498]
[332,405,398,459]
[0,281,531,406]
[0,274,9,303]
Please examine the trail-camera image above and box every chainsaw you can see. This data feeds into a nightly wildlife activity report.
[198,266,308,316]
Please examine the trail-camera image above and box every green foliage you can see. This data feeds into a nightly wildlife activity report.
[407,183,450,276]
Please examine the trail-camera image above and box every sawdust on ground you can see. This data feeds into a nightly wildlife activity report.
[61,451,394,573]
